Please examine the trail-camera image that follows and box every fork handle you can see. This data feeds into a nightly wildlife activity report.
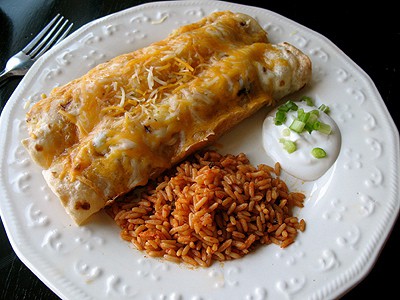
[0,69,13,86]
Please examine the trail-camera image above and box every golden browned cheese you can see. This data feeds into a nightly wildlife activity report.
[23,11,268,169]
[22,11,312,225]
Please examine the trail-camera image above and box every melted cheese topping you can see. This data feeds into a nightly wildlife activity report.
[21,11,313,225]
[24,11,269,170]
[62,42,292,187]
[67,13,268,142]
[45,14,273,183]
[24,11,312,222]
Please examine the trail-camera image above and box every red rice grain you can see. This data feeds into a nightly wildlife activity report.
[106,150,306,267]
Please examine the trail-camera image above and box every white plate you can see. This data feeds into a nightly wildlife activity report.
[1,1,399,299]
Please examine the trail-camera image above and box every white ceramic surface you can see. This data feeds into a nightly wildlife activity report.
[0,1,399,299]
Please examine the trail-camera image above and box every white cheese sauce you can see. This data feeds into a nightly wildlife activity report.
[262,101,341,181]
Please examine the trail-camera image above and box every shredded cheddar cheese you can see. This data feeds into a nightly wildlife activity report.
[22,10,312,226]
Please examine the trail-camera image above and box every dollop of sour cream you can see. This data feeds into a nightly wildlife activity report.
[262,101,341,181]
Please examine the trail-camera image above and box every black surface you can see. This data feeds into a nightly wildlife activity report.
[0,1,398,299]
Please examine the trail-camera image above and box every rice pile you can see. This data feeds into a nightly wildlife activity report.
[106,150,306,267]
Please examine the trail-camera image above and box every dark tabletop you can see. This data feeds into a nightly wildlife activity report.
[0,1,398,299]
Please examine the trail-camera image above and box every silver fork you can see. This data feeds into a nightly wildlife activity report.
[0,14,73,85]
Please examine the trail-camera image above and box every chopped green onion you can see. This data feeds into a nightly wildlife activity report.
[304,113,319,133]
[278,100,298,112]
[318,122,332,135]
[274,96,335,159]
[301,96,314,106]
[311,147,327,158]
[289,119,305,133]
[274,110,287,125]
[296,108,305,120]
[275,100,299,125]
[279,138,297,153]
[319,104,330,114]
[298,110,310,123]
[282,128,291,136]
[312,121,321,130]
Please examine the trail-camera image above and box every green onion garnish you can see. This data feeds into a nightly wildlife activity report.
[279,138,297,153]
[317,122,332,135]
[301,96,314,106]
[312,121,321,131]
[311,147,327,158]
[278,100,298,112]
[282,128,291,136]
[275,100,298,125]
[297,109,310,123]
[304,113,319,133]
[274,96,334,157]
[274,110,287,125]
[289,119,305,133]
[318,104,330,114]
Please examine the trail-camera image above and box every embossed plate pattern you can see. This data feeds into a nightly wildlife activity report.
[0,1,399,299]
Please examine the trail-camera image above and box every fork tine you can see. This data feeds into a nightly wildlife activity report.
[22,14,63,54]
[0,13,73,83]
[32,20,73,59]
[54,22,74,45]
